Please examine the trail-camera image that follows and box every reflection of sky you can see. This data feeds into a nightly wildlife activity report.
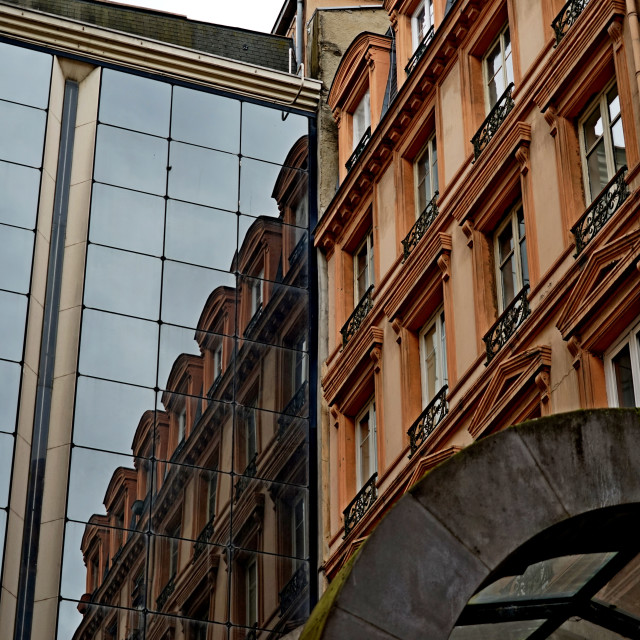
[0,433,13,508]
[57,599,84,640]
[0,360,20,432]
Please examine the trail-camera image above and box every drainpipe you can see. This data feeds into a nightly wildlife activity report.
[296,0,304,73]
[627,0,640,99]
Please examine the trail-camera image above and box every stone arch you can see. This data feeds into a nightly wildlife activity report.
[302,409,640,639]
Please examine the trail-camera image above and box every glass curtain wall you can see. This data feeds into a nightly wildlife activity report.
[31,68,314,640]
[0,42,52,600]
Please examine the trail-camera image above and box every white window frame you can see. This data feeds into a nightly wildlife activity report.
[355,399,377,491]
[483,24,513,112]
[352,89,371,151]
[605,317,640,407]
[414,134,438,217]
[411,0,434,49]
[419,307,447,407]
[493,204,528,313]
[354,229,374,305]
[579,81,626,203]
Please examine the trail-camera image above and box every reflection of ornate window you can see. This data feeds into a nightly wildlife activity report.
[494,205,528,312]
[484,25,513,111]
[605,318,640,407]
[250,270,264,317]
[352,89,370,150]
[169,521,181,578]
[355,400,376,490]
[579,83,626,202]
[177,406,186,443]
[412,0,434,50]
[291,494,306,566]
[354,229,374,305]
[419,308,447,407]
[213,343,223,381]
[245,555,258,627]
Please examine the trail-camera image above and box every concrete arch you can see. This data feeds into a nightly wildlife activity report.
[302,409,640,640]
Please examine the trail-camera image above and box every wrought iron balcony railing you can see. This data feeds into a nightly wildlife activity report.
[192,515,215,562]
[277,380,309,441]
[279,563,309,616]
[244,305,263,338]
[346,126,371,172]
[234,452,258,503]
[289,231,307,267]
[341,285,374,346]
[552,0,589,45]
[401,191,439,261]
[483,285,531,364]
[343,472,377,538]
[407,384,448,457]
[405,26,435,76]
[572,165,628,257]
[156,575,175,610]
[471,83,515,160]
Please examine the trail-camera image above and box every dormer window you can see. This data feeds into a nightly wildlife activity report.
[352,89,371,150]
[412,0,434,49]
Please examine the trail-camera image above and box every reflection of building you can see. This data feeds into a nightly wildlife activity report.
[0,2,319,640]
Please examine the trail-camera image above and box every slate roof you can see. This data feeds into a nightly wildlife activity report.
[1,0,293,72]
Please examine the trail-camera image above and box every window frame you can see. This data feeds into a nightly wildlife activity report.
[351,89,371,151]
[493,203,528,313]
[250,269,264,317]
[605,317,640,408]
[578,80,627,203]
[419,307,447,408]
[414,133,438,218]
[355,398,377,491]
[411,0,434,50]
[353,228,374,305]
[482,23,513,112]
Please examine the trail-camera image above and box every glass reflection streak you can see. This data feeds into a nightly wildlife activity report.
[68,68,312,640]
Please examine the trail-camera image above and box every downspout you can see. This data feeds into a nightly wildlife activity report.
[297,0,304,73]
[627,0,640,99]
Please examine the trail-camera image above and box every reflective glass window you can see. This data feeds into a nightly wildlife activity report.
[0,100,47,167]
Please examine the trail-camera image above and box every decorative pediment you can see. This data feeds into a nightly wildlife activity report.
[556,229,640,343]
[468,346,551,438]
[406,446,462,491]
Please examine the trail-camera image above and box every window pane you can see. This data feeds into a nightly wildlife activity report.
[0,433,13,508]
[607,86,621,121]
[94,125,168,195]
[100,69,171,137]
[168,142,238,211]
[583,106,604,151]
[90,183,165,256]
[0,161,41,229]
[0,101,47,167]
[0,360,20,433]
[359,413,370,485]
[497,223,514,264]
[0,43,51,109]
[0,291,27,362]
[171,86,240,153]
[0,224,34,294]
[611,118,626,170]
[586,139,608,198]
[239,158,283,217]
[501,254,517,306]
[423,324,437,401]
[612,344,636,407]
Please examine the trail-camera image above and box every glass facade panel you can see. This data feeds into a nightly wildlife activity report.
[0,291,28,362]
[0,161,41,228]
[0,42,51,108]
[0,224,34,294]
[0,100,47,167]
[0,360,21,433]
[0,432,13,508]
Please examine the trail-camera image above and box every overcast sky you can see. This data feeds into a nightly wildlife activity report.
[111,0,286,32]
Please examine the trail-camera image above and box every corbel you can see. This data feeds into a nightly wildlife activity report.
[543,104,558,137]
[391,316,403,344]
[607,17,624,50]
[437,251,451,281]
[535,370,551,406]
[515,141,531,176]
[567,334,582,370]
[330,404,340,427]
[370,346,382,374]
[461,218,474,248]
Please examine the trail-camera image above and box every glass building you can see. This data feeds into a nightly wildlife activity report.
[0,3,319,639]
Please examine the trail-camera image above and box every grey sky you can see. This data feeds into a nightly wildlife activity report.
[111,0,286,32]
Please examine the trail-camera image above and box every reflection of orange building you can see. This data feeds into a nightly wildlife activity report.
[73,139,311,640]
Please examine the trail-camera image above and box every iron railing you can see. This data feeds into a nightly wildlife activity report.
[401,191,439,260]
[277,381,309,441]
[341,285,374,346]
[244,305,263,338]
[346,126,371,172]
[407,385,448,457]
[234,452,258,503]
[405,26,435,76]
[192,515,215,562]
[552,0,589,45]
[483,285,531,364]
[343,472,377,538]
[471,83,515,160]
[156,575,175,610]
[289,231,307,266]
[279,563,309,616]
[572,166,628,256]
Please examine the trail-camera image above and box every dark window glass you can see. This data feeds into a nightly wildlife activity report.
[0,101,47,167]
[0,42,51,109]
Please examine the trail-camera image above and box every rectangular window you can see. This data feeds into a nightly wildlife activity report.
[246,556,258,626]
[354,229,374,304]
[420,308,447,406]
[484,25,513,111]
[352,89,371,150]
[412,0,434,49]
[207,471,218,521]
[415,134,438,216]
[213,343,223,381]
[177,406,186,443]
[251,270,264,317]
[580,83,626,202]
[292,494,307,567]
[606,319,640,407]
[169,524,180,577]
[355,400,377,490]
[494,205,528,312]
[246,407,257,464]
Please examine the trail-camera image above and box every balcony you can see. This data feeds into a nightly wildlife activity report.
[405,26,435,76]
[277,380,308,441]
[192,515,215,562]
[346,126,371,172]
[407,385,448,457]
[234,452,258,503]
[471,83,515,160]
[343,472,377,538]
[572,166,628,257]
[279,563,309,617]
[552,0,589,45]
[156,575,175,610]
[401,191,439,261]
[341,285,374,346]
[483,285,531,364]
